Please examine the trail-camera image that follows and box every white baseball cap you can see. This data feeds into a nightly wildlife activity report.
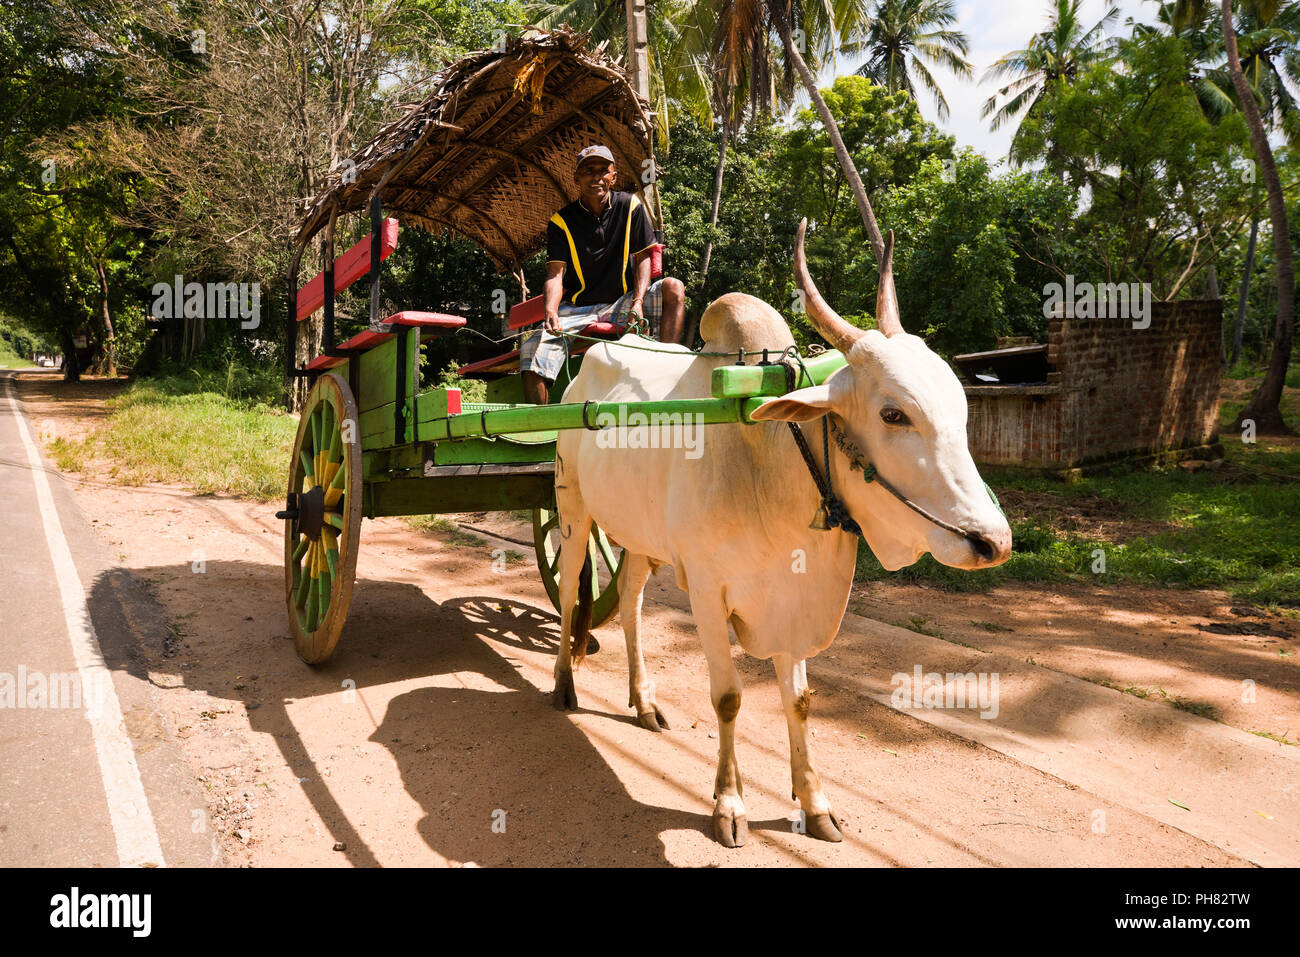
[576,144,615,167]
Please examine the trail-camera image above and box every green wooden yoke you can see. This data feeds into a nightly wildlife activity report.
[353,344,848,519]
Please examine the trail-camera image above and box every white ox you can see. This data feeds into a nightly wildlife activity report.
[552,221,1012,846]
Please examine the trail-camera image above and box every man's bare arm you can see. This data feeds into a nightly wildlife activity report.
[630,250,652,313]
[543,261,565,332]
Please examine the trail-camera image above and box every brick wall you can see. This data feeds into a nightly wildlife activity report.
[965,299,1222,470]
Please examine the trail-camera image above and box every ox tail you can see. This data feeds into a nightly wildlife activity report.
[571,555,594,666]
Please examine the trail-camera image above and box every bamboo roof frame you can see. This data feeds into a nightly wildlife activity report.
[295,28,661,273]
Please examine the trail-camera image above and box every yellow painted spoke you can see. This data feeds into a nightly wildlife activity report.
[324,512,344,531]
[296,542,315,605]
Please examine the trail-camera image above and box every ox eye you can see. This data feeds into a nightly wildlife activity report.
[880,408,910,426]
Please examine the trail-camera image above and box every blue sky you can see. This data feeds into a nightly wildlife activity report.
[813,0,1160,165]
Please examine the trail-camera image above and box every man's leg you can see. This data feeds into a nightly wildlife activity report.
[652,278,686,346]
[521,370,549,405]
[517,307,599,405]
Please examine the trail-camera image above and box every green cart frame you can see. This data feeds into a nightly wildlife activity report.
[276,30,845,663]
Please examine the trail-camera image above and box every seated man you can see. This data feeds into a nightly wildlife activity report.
[519,144,685,405]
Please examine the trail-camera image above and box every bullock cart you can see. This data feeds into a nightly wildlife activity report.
[276,30,847,663]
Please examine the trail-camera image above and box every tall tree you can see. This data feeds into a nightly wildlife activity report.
[692,0,799,285]
[1218,0,1295,433]
[0,1,138,379]
[850,0,973,120]
[49,0,484,404]
[1146,1,1286,361]
[526,0,713,140]
[762,0,888,259]
[981,0,1119,164]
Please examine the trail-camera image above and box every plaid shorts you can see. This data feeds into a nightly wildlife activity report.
[519,279,665,382]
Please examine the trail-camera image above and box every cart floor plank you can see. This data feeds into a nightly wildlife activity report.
[421,461,555,478]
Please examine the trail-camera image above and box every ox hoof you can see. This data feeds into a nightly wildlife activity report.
[637,705,670,733]
[805,811,843,843]
[552,673,578,712]
[712,809,748,848]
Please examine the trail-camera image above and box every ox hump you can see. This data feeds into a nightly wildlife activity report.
[699,294,795,355]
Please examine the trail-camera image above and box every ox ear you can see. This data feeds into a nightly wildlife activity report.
[749,384,834,422]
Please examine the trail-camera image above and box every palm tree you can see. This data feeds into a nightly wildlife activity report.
[850,0,972,120]
[690,0,801,284]
[1215,0,1295,433]
[980,0,1119,163]
[1142,2,1272,362]
[1165,0,1294,432]
[526,0,713,140]
[762,0,889,259]
[1214,3,1300,138]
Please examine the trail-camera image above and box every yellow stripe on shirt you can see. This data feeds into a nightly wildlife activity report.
[622,195,642,295]
[550,212,585,304]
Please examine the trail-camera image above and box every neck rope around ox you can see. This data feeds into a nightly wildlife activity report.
[788,413,1005,543]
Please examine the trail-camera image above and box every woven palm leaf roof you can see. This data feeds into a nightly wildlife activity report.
[295,28,658,272]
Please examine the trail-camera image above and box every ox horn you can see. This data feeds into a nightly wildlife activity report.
[794,218,866,353]
[875,229,904,338]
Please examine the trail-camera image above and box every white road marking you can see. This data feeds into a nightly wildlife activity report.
[3,377,165,867]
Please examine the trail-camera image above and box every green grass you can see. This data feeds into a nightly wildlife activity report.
[49,364,297,501]
[856,373,1300,606]
[437,361,487,403]
[898,614,942,637]
[1248,729,1298,746]
[0,338,36,368]
[404,515,490,547]
[971,619,1014,633]
[1087,678,1218,719]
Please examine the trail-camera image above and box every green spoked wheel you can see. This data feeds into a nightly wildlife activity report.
[281,373,362,664]
[533,508,624,630]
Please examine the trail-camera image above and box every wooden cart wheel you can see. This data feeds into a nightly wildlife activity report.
[281,373,363,664]
[533,508,624,630]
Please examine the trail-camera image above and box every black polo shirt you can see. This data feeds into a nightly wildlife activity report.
[546,190,655,307]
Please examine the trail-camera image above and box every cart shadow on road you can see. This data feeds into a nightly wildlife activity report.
[88,562,704,866]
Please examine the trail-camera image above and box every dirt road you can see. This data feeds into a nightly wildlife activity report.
[7,370,1298,867]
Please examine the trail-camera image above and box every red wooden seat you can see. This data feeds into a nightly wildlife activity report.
[303,312,468,371]
[506,244,664,331]
[304,329,393,371]
[456,349,521,378]
[383,311,467,330]
[457,320,626,379]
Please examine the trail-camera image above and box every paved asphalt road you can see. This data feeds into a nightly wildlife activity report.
[0,370,215,867]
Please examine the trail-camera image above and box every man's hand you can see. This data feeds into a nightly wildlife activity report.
[544,311,561,334]
[623,297,644,326]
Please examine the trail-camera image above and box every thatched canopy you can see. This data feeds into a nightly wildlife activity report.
[295,28,659,273]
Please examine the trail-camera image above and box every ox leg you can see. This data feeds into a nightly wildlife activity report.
[692,594,746,847]
[774,654,842,842]
[551,507,592,712]
[620,553,669,732]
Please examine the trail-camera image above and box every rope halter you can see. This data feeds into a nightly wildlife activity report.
[778,360,1005,546]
